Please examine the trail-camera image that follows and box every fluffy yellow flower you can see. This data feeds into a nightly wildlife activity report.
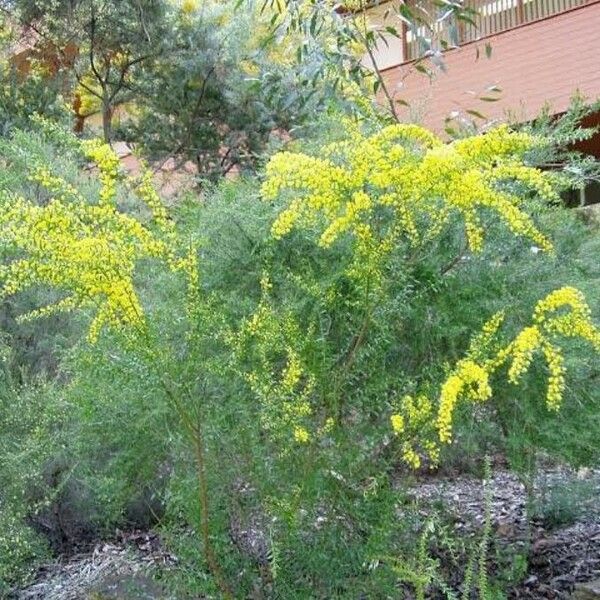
[390,394,439,469]
[262,123,555,286]
[293,426,310,444]
[181,0,198,13]
[0,137,190,343]
[433,286,600,442]
[281,350,303,391]
[437,360,491,443]
[390,413,405,435]
[508,326,541,383]
[541,341,565,411]
[402,443,421,469]
[81,139,120,206]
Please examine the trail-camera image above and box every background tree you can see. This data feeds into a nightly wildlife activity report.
[125,1,352,178]
[1,0,171,142]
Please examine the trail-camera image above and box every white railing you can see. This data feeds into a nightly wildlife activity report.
[404,0,593,61]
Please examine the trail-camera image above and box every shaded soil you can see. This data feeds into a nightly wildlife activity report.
[16,467,600,599]
[406,466,600,599]
[15,532,176,600]
[511,523,600,598]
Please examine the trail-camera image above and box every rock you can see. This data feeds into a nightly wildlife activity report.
[572,579,600,600]
[578,204,600,227]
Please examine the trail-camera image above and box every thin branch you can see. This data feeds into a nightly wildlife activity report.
[440,243,468,276]
[107,53,153,103]
[88,6,106,88]
[72,68,103,99]
[356,0,399,122]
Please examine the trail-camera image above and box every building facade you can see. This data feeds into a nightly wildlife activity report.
[366,0,600,204]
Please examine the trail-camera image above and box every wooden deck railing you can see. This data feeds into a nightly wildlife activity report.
[404,0,593,61]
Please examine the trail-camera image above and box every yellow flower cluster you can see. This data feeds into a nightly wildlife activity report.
[233,288,315,446]
[0,198,154,341]
[534,286,600,350]
[466,310,506,364]
[132,165,175,239]
[181,0,199,13]
[262,123,556,276]
[437,359,491,443]
[428,286,600,444]
[390,394,440,468]
[281,350,303,391]
[29,166,86,204]
[0,138,189,343]
[507,326,541,383]
[293,426,310,444]
[81,139,121,206]
[541,340,565,411]
[390,413,404,435]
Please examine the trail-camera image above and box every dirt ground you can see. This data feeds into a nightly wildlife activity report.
[16,467,600,599]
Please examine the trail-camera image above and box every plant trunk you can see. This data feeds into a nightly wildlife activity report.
[157,372,234,599]
[102,101,113,143]
[191,432,234,599]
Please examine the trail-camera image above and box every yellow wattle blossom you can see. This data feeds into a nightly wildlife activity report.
[428,286,600,444]
[29,166,86,204]
[541,341,565,411]
[132,165,175,238]
[507,326,541,383]
[81,139,121,206]
[533,286,600,350]
[293,426,310,444]
[281,349,303,391]
[401,443,422,470]
[0,137,192,344]
[321,417,335,434]
[233,284,315,446]
[467,310,505,365]
[262,123,556,285]
[437,359,491,443]
[181,0,198,13]
[391,394,440,468]
[390,413,405,435]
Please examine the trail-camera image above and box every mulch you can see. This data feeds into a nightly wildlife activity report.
[407,466,600,599]
[16,468,600,599]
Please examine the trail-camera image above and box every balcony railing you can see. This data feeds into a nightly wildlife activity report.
[404,0,593,61]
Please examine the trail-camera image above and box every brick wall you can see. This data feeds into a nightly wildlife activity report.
[381,1,600,133]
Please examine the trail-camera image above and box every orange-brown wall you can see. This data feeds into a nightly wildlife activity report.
[382,1,600,133]
[9,41,78,78]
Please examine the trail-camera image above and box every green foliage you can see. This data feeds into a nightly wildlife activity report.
[0,15,70,135]
[0,345,62,592]
[264,0,479,121]
[0,63,70,137]
[123,0,358,179]
[123,2,270,178]
[0,123,96,374]
[1,0,355,170]
[2,0,170,141]
[383,461,496,600]
[416,201,600,470]
[0,507,49,595]
[533,477,599,529]
[0,104,598,599]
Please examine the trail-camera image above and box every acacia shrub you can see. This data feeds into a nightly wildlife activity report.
[0,115,599,596]
[154,138,600,593]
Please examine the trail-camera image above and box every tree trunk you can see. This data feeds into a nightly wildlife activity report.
[72,94,85,134]
[102,100,113,143]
